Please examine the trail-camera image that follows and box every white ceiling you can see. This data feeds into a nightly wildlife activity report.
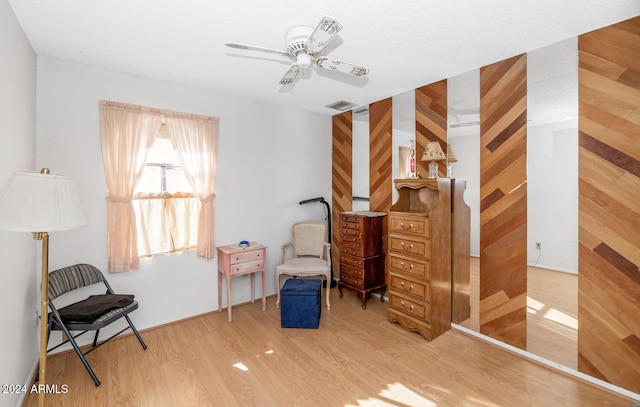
[8,0,640,115]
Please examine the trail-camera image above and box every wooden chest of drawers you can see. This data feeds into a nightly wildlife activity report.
[387,179,452,340]
[338,211,386,309]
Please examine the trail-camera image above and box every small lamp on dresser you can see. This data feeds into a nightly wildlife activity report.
[421,141,447,179]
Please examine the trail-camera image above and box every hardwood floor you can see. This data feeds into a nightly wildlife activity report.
[527,266,578,369]
[458,257,579,369]
[24,287,635,406]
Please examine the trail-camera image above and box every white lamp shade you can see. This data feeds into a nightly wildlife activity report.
[0,171,86,232]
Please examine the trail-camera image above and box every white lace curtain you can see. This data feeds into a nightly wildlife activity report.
[99,100,219,272]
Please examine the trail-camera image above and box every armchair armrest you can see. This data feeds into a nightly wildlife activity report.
[324,242,332,266]
[279,242,293,265]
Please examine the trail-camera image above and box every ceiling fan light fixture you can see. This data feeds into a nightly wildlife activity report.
[296,53,312,68]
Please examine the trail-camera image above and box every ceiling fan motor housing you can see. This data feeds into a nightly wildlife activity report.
[286,25,313,56]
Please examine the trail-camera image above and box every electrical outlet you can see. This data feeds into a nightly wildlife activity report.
[536,242,541,250]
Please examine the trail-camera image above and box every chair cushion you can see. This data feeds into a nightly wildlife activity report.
[56,294,135,323]
[277,258,330,273]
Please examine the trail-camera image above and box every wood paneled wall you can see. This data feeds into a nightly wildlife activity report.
[479,54,528,349]
[416,81,448,178]
[332,111,353,278]
[329,15,640,395]
[577,16,640,393]
[368,98,393,214]
[369,98,393,293]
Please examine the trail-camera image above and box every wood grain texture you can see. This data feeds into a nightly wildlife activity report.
[459,257,579,370]
[578,16,640,393]
[24,292,636,406]
[332,111,353,279]
[451,179,471,323]
[368,98,393,215]
[415,80,448,178]
[479,54,528,349]
[388,179,452,340]
[368,98,393,294]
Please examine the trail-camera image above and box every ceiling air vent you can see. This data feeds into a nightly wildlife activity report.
[352,105,369,114]
[325,100,358,111]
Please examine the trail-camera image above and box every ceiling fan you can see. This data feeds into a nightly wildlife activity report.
[225,16,369,86]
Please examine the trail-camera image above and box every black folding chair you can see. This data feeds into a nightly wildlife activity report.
[45,263,147,386]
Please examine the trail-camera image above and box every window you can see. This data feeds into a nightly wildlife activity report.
[133,127,201,257]
[100,100,218,272]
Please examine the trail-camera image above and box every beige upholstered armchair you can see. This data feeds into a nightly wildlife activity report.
[275,221,332,310]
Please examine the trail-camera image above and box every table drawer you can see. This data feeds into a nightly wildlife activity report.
[340,244,361,256]
[341,227,361,237]
[389,253,429,279]
[389,274,429,301]
[341,254,365,269]
[389,213,429,237]
[341,233,362,244]
[230,249,265,264]
[340,263,364,279]
[389,235,429,257]
[342,221,360,230]
[341,214,362,223]
[389,293,429,321]
[340,272,364,289]
[231,260,264,275]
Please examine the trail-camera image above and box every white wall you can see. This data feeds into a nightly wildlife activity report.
[448,70,481,257]
[0,1,38,406]
[527,38,578,273]
[448,134,480,256]
[392,90,416,204]
[352,110,370,211]
[35,57,332,349]
[527,119,578,272]
[447,38,579,271]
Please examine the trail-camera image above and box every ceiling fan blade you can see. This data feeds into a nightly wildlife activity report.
[225,42,291,57]
[315,57,369,78]
[305,16,343,54]
[279,65,300,85]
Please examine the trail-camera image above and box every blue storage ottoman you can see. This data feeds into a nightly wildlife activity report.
[280,278,322,329]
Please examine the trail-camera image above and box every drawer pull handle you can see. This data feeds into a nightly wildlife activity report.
[400,301,415,311]
[400,222,414,230]
[400,242,414,251]
[399,262,414,271]
[400,281,414,291]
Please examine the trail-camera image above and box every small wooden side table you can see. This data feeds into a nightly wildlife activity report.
[217,242,267,322]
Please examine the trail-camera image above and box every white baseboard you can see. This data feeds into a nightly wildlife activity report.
[17,358,40,406]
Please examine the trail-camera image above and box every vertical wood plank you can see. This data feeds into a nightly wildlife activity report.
[332,111,353,278]
[479,54,528,349]
[452,179,471,323]
[369,98,393,214]
[369,98,393,293]
[578,16,640,393]
[416,80,448,178]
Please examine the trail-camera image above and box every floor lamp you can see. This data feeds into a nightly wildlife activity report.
[0,168,85,407]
